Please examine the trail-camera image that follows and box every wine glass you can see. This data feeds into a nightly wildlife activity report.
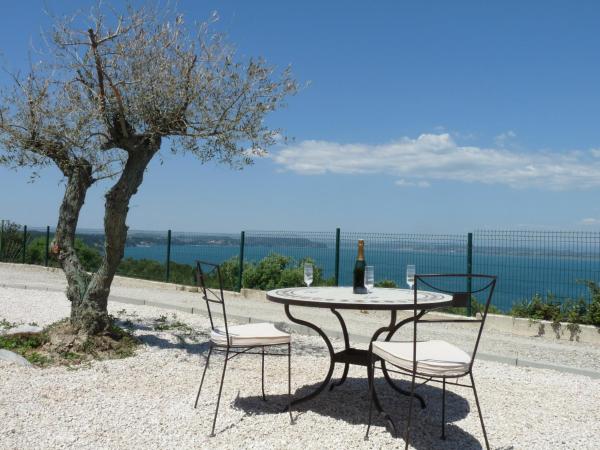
[364,266,374,293]
[304,263,314,287]
[406,264,416,290]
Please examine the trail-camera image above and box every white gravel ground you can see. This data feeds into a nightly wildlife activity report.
[1,285,600,449]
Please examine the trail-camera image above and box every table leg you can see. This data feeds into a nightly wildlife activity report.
[329,308,350,391]
[380,310,427,409]
[284,304,335,408]
[366,310,398,418]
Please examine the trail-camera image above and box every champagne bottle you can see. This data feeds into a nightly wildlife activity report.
[353,240,367,294]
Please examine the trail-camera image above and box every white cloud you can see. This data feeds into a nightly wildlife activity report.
[581,218,600,226]
[494,130,517,148]
[395,179,430,188]
[271,133,600,190]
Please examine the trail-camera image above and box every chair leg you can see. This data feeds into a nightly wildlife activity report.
[287,343,294,424]
[210,348,229,437]
[404,370,417,450]
[470,372,490,450]
[194,345,213,409]
[441,377,446,440]
[365,352,375,440]
[261,346,267,401]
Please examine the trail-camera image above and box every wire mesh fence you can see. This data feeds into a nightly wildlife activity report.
[339,232,468,288]
[168,231,240,266]
[473,230,600,311]
[3,219,600,313]
[244,230,337,278]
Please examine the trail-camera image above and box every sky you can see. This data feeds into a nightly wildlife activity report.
[2,0,600,233]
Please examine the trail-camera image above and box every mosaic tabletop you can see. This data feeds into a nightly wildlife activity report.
[266,287,453,310]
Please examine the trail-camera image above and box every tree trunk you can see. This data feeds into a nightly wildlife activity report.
[54,160,96,330]
[69,140,159,335]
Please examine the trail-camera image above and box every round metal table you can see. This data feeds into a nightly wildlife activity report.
[266,286,453,412]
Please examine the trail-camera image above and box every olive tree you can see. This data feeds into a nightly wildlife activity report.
[0,4,297,335]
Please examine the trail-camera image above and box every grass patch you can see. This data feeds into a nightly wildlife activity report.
[0,331,50,365]
[0,318,17,330]
[153,313,194,333]
[0,318,140,367]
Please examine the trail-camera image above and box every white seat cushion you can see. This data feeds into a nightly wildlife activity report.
[210,323,291,347]
[372,340,471,377]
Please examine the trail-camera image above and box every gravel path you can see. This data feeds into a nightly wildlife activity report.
[1,284,599,449]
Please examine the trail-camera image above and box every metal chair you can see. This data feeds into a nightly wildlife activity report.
[193,260,294,436]
[365,274,497,449]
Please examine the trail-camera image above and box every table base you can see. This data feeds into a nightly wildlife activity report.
[284,304,427,412]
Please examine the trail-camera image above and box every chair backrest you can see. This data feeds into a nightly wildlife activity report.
[196,260,229,339]
[413,273,497,374]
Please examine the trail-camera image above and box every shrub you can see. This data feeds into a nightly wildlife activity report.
[26,237,102,272]
[0,221,24,261]
[510,281,600,327]
[510,293,562,322]
[581,281,600,326]
[242,253,328,290]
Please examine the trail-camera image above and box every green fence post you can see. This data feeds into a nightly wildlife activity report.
[467,232,473,316]
[45,226,50,267]
[237,231,245,292]
[165,229,172,282]
[334,227,341,286]
[21,225,28,264]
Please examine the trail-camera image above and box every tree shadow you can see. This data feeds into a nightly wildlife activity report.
[136,334,211,355]
[234,376,486,449]
[113,317,211,355]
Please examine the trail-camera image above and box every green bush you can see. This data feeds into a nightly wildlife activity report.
[581,281,600,326]
[510,281,600,327]
[197,257,241,291]
[117,258,166,281]
[510,293,562,322]
[26,237,102,272]
[0,221,26,261]
[242,253,331,290]
[217,257,242,290]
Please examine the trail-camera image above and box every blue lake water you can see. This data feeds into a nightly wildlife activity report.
[124,243,600,312]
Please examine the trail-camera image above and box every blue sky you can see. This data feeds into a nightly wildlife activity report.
[2,0,600,232]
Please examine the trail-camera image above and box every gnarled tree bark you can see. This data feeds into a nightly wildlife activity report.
[54,160,95,330]
[65,140,159,335]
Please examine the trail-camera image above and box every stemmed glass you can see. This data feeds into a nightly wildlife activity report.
[406,264,416,290]
[364,266,374,293]
[304,263,314,287]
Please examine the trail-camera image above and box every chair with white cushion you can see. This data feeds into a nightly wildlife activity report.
[193,260,293,436]
[365,274,497,450]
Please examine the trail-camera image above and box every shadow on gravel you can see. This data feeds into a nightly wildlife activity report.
[136,334,210,355]
[115,317,212,355]
[234,376,485,449]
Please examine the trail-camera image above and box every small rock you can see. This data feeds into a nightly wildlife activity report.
[0,349,33,367]
[1,324,43,335]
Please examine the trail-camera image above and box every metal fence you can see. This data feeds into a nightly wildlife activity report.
[473,230,600,311]
[2,219,600,312]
